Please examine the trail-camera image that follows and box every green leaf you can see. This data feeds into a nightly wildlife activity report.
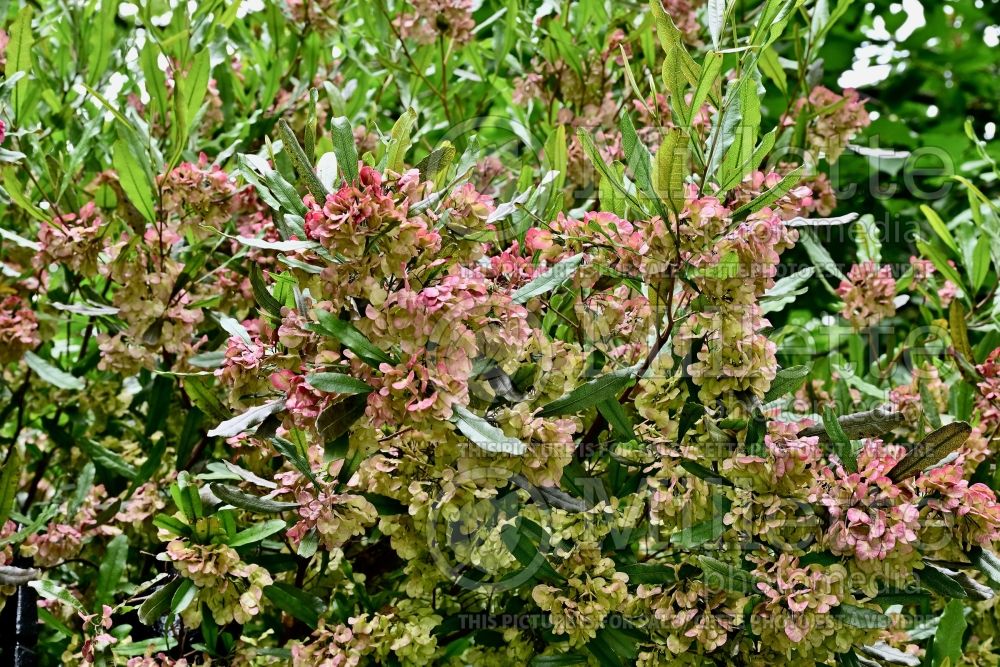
[538,367,636,417]
[586,625,641,667]
[237,153,308,216]
[277,119,328,202]
[597,399,635,441]
[312,310,394,367]
[823,406,857,472]
[917,240,966,296]
[330,116,359,183]
[361,492,406,515]
[971,233,992,292]
[921,204,960,255]
[620,113,667,219]
[184,49,212,129]
[707,0,727,48]
[250,264,283,318]
[6,6,34,121]
[207,400,285,439]
[512,253,585,303]
[385,108,418,174]
[271,436,321,486]
[618,562,677,586]
[170,578,197,616]
[670,517,724,549]
[654,128,689,215]
[264,583,325,628]
[30,579,87,615]
[152,513,191,538]
[732,165,803,219]
[968,548,1000,587]
[210,483,299,514]
[415,142,456,182]
[888,422,973,483]
[86,0,118,87]
[0,450,20,527]
[679,459,733,486]
[113,138,156,223]
[0,226,41,250]
[96,534,129,605]
[3,168,50,222]
[138,578,181,626]
[834,603,891,629]
[577,129,648,215]
[853,214,882,264]
[500,517,562,582]
[763,365,810,403]
[24,351,84,390]
[227,519,287,547]
[932,599,967,666]
[920,378,943,429]
[920,562,968,599]
[716,71,762,188]
[684,50,723,128]
[699,555,757,594]
[140,42,169,120]
[305,372,372,395]
[183,376,230,423]
[316,395,368,443]
[760,267,814,314]
[649,0,700,89]
[758,46,787,95]
[452,405,527,455]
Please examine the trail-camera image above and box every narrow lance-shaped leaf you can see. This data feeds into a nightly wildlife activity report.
[277,119,328,202]
[86,0,119,87]
[763,365,810,403]
[538,366,637,417]
[699,555,757,594]
[138,578,181,626]
[385,108,418,174]
[512,253,584,303]
[227,519,287,547]
[500,518,563,582]
[887,422,973,483]
[183,49,211,130]
[932,599,967,666]
[207,400,286,438]
[305,372,373,395]
[330,116,359,184]
[577,129,648,216]
[732,165,803,219]
[823,406,857,472]
[264,583,324,629]
[113,139,157,223]
[24,351,84,390]
[140,42,169,121]
[707,0,727,48]
[452,405,527,455]
[799,406,906,442]
[6,6,34,121]
[716,68,762,189]
[620,113,667,219]
[250,264,283,318]
[0,450,20,527]
[415,142,456,182]
[95,534,129,605]
[654,128,689,216]
[683,50,723,128]
[312,309,395,366]
[210,483,300,513]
